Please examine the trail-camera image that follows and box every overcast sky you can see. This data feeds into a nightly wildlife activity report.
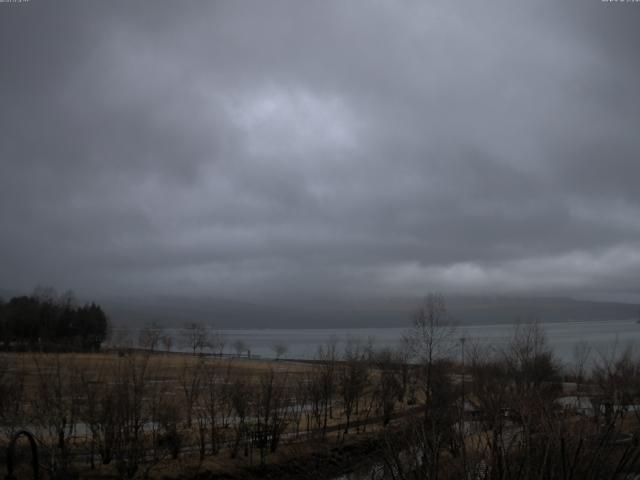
[1,0,640,304]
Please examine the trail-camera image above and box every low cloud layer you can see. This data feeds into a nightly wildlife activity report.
[1,1,640,303]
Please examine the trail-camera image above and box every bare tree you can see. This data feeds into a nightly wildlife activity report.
[468,343,513,477]
[78,358,110,470]
[58,289,78,309]
[161,334,173,354]
[380,365,458,480]
[396,294,459,478]
[209,328,226,356]
[572,339,592,384]
[502,323,561,477]
[183,322,210,355]
[372,348,402,426]
[304,370,324,437]
[110,352,152,479]
[592,343,638,428]
[113,327,133,349]
[394,337,413,403]
[232,339,247,357]
[317,336,338,438]
[504,322,559,395]
[291,376,309,439]
[31,354,80,474]
[339,337,369,434]
[138,321,163,353]
[0,354,25,438]
[153,394,182,463]
[198,361,229,455]
[406,293,456,400]
[253,368,292,464]
[179,357,204,428]
[229,376,250,458]
[271,342,288,360]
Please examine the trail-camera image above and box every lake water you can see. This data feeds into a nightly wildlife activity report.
[124,318,640,365]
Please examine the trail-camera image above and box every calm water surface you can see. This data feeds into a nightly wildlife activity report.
[118,319,640,363]
[214,318,640,363]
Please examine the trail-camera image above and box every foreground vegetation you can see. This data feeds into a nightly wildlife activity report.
[3,294,640,479]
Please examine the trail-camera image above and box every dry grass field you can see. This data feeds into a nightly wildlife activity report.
[0,349,412,479]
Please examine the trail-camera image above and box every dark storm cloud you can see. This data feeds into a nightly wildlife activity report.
[1,0,640,302]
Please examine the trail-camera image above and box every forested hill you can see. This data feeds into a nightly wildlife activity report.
[2,289,637,330]
[100,295,640,329]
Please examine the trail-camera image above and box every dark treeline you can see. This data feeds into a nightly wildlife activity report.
[0,288,109,351]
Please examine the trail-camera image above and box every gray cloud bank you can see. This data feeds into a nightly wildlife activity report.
[1,0,640,304]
